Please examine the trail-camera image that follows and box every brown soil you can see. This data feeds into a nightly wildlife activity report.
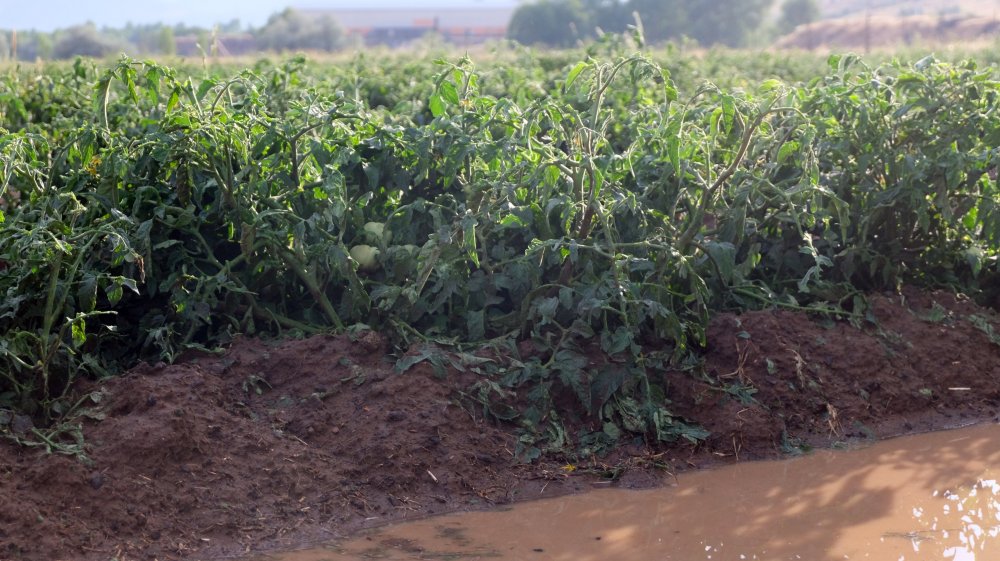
[2,287,1000,561]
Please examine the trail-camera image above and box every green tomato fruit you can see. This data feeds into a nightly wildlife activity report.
[363,222,386,244]
[350,244,380,272]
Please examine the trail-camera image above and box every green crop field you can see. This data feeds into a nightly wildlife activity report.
[1,37,998,461]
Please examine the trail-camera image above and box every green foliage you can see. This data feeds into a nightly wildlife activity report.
[254,8,345,53]
[157,27,176,57]
[778,0,821,35]
[623,0,687,43]
[681,0,775,47]
[0,45,998,459]
[35,34,54,60]
[510,0,776,48]
[0,12,337,63]
[793,55,1000,291]
[52,25,124,60]
[627,0,775,47]
[508,0,628,47]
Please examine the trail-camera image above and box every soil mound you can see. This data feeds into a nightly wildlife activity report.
[2,288,999,560]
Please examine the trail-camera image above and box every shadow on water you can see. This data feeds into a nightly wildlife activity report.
[582,425,1000,561]
[257,423,1000,561]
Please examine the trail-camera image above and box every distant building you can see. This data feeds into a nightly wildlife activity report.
[297,7,515,47]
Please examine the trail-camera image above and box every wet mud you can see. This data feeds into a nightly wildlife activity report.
[263,423,1000,561]
[1,288,999,560]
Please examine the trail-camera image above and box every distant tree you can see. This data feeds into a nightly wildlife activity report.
[687,0,774,46]
[108,23,180,55]
[628,0,773,47]
[157,26,176,56]
[218,19,243,34]
[507,0,773,48]
[35,34,53,59]
[626,0,687,43]
[508,0,594,47]
[777,0,820,34]
[581,0,630,34]
[53,24,121,59]
[255,8,345,52]
[0,33,9,61]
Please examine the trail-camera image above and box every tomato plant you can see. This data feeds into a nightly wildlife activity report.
[0,46,997,459]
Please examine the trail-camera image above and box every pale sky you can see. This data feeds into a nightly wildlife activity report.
[3,0,519,31]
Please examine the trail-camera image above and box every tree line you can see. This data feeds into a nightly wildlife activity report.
[0,1,822,61]
[508,0,821,48]
[0,9,347,61]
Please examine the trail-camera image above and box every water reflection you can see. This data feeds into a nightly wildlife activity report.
[253,423,1000,561]
[894,472,1000,560]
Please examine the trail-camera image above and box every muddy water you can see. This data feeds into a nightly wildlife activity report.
[258,423,1000,561]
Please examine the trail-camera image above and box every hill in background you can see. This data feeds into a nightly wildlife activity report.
[777,0,1000,50]
[819,0,1000,20]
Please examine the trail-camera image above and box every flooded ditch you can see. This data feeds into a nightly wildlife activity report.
[252,422,1000,561]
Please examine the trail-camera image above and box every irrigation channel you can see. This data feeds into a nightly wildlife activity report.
[246,423,1000,561]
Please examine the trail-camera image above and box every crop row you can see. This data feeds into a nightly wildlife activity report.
[0,46,997,458]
